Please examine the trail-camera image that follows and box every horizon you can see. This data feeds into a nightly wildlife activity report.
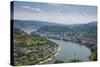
[13,1,97,24]
[14,19,97,25]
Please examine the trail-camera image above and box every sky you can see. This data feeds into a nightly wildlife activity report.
[12,1,97,24]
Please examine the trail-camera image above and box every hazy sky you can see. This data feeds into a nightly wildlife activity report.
[13,1,97,24]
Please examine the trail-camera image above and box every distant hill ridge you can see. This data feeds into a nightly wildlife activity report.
[13,20,59,33]
[13,19,97,33]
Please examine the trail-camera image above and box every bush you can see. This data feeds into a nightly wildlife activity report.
[70,59,81,62]
[54,60,64,64]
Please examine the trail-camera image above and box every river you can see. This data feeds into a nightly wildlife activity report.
[45,38,91,64]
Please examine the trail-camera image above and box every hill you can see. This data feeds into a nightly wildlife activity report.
[72,21,97,33]
[37,25,72,32]
[13,20,97,33]
[13,28,58,65]
[13,20,58,33]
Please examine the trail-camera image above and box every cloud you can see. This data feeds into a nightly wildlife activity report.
[21,6,42,12]
[14,7,97,24]
[14,2,97,24]
[47,3,61,6]
[21,6,31,9]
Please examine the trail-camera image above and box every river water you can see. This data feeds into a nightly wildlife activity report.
[45,38,91,64]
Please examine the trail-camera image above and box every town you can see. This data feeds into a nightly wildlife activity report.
[33,31,97,50]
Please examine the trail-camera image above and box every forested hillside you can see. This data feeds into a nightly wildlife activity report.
[13,28,58,65]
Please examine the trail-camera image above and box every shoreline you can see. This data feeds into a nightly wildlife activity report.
[38,46,60,64]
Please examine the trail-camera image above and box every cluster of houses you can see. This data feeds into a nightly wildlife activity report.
[34,31,97,48]
[14,40,58,65]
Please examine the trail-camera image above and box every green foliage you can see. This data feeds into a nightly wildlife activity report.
[37,25,72,32]
[89,51,97,61]
[13,28,50,46]
[13,28,58,65]
[70,59,81,62]
[54,60,64,64]
[14,20,59,31]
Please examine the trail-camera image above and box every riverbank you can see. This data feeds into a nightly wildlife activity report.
[38,46,60,64]
[49,38,97,61]
[48,37,93,49]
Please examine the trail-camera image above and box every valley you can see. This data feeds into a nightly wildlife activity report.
[13,20,97,65]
